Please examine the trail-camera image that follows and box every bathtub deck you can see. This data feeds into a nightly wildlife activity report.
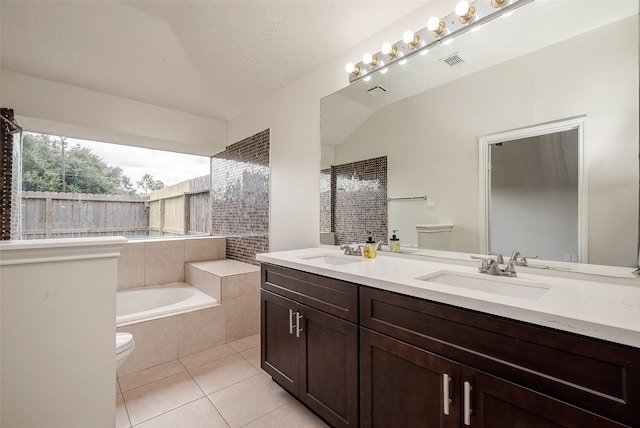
[116,334,329,428]
[187,259,260,277]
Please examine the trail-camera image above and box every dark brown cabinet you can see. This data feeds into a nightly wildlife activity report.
[361,327,629,427]
[261,263,640,427]
[261,264,358,428]
[360,327,461,428]
[360,286,639,427]
[462,367,628,428]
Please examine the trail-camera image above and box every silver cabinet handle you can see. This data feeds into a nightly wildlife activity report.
[443,374,451,415]
[288,309,294,335]
[296,312,304,338]
[463,381,473,426]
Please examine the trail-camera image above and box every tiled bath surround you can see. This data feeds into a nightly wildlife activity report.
[117,237,226,290]
[211,129,270,265]
[116,237,260,376]
[321,156,388,246]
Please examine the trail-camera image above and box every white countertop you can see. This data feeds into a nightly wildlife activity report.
[257,247,640,349]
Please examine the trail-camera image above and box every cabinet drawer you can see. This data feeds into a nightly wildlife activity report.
[360,286,640,426]
[261,263,358,322]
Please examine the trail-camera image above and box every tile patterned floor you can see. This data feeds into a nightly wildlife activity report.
[116,334,329,428]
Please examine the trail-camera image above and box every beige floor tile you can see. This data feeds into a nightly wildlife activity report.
[208,373,292,428]
[123,371,204,426]
[227,334,260,353]
[116,393,131,428]
[118,360,186,393]
[189,354,260,395]
[134,397,230,428]
[239,346,261,370]
[180,344,236,370]
[244,400,329,428]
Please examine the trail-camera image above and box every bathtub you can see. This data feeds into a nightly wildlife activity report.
[116,282,219,327]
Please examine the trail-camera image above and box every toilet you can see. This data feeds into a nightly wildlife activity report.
[116,332,135,371]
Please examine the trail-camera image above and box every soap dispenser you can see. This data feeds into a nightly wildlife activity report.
[390,230,401,253]
[363,232,377,259]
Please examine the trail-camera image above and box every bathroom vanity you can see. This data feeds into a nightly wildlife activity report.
[258,248,640,428]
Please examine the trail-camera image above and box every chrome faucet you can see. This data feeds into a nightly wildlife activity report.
[509,251,537,267]
[471,254,518,277]
[340,244,362,256]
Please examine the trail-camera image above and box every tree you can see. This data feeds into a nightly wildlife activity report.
[21,133,136,195]
[136,173,165,196]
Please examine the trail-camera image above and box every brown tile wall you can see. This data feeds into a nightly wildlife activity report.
[320,168,332,233]
[331,156,388,246]
[211,130,270,265]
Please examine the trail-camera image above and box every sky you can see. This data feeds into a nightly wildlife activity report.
[67,137,211,187]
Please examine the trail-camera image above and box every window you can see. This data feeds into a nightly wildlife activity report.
[18,132,211,240]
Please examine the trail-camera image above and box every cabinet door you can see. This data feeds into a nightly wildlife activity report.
[360,328,460,428]
[261,290,301,395]
[461,367,630,428]
[299,304,359,428]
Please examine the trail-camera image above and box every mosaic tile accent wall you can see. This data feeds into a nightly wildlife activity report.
[332,156,387,246]
[320,168,332,233]
[211,129,269,265]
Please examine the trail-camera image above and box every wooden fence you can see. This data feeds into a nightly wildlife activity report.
[21,191,149,240]
[148,175,211,237]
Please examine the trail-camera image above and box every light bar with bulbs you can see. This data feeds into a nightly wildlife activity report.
[345,0,533,83]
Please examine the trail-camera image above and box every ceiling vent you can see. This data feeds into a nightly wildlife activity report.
[440,53,466,68]
[367,86,387,96]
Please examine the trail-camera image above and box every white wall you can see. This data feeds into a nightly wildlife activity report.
[0,238,125,428]
[332,17,638,267]
[0,70,227,156]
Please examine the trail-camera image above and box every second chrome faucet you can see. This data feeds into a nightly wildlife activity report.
[471,250,536,277]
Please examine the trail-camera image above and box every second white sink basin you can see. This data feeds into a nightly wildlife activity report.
[418,270,549,300]
[301,254,366,266]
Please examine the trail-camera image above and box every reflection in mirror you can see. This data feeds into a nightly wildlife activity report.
[320,0,638,270]
[483,123,581,264]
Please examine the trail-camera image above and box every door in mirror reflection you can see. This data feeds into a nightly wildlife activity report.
[488,128,581,263]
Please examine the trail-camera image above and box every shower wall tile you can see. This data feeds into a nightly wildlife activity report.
[333,156,388,246]
[320,168,332,237]
[211,130,270,265]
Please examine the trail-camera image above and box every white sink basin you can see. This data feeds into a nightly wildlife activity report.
[418,270,549,300]
[301,254,365,266]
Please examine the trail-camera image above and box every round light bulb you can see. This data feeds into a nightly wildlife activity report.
[381,42,392,55]
[402,30,415,44]
[345,62,355,73]
[362,53,373,65]
[455,1,470,17]
[427,17,440,32]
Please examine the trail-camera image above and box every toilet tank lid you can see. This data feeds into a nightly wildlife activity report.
[116,332,134,353]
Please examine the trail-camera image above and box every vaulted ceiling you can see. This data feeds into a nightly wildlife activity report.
[1,1,426,122]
